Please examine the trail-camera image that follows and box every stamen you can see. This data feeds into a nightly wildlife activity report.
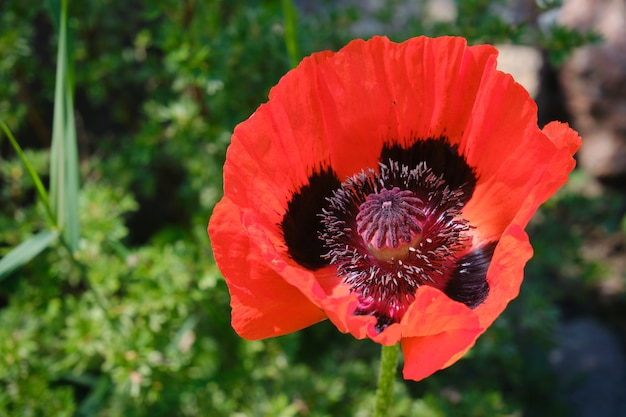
[319,159,480,332]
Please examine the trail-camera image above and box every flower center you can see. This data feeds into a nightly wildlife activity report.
[355,187,425,262]
[319,160,472,332]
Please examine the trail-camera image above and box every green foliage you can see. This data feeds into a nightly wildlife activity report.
[538,24,603,66]
[0,123,57,280]
[0,0,619,416]
[49,0,80,252]
[390,0,601,67]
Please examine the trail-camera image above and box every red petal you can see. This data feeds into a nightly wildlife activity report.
[401,329,480,381]
[398,286,481,380]
[461,75,581,241]
[331,286,481,347]
[208,198,326,339]
[542,121,582,155]
[401,286,480,338]
[399,225,533,381]
[292,36,501,174]
[224,36,504,217]
[238,208,346,310]
[463,122,579,328]
[474,223,532,329]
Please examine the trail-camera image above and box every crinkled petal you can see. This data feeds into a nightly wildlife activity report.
[474,223,532,329]
[208,198,326,339]
[461,79,581,241]
[399,286,482,380]
[470,122,580,328]
[400,286,480,339]
[401,328,480,381]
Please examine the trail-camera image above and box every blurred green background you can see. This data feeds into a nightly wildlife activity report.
[1,0,625,416]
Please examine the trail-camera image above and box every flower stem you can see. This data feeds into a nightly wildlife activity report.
[374,343,400,417]
[281,0,299,69]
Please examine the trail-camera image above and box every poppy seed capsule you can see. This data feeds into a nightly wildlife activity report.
[355,187,425,262]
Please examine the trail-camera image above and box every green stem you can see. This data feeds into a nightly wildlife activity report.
[374,343,400,417]
[281,0,299,69]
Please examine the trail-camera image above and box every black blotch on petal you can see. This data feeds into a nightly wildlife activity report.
[355,309,395,334]
[281,167,341,270]
[374,315,395,334]
[445,241,498,308]
[380,137,477,203]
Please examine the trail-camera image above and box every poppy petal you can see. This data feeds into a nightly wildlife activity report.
[301,36,501,174]
[401,286,480,339]
[402,329,480,381]
[445,241,498,308]
[474,223,532,329]
[542,121,583,155]
[323,285,481,348]
[469,123,580,328]
[399,286,481,380]
[208,198,326,339]
[460,81,581,241]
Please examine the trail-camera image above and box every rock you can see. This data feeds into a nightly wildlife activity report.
[558,0,626,186]
[495,44,542,98]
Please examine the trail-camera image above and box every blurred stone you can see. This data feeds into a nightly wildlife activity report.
[550,318,626,417]
[424,0,456,22]
[338,0,423,37]
[298,0,457,37]
[495,44,542,98]
[558,0,626,186]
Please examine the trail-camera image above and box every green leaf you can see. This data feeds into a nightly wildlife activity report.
[50,0,80,252]
[0,230,59,281]
[73,374,111,417]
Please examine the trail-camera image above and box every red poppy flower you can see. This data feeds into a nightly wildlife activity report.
[208,36,581,381]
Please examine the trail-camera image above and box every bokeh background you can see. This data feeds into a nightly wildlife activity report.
[1,0,625,416]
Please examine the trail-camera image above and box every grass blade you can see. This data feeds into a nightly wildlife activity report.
[0,230,59,281]
[1,121,56,225]
[50,0,80,252]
